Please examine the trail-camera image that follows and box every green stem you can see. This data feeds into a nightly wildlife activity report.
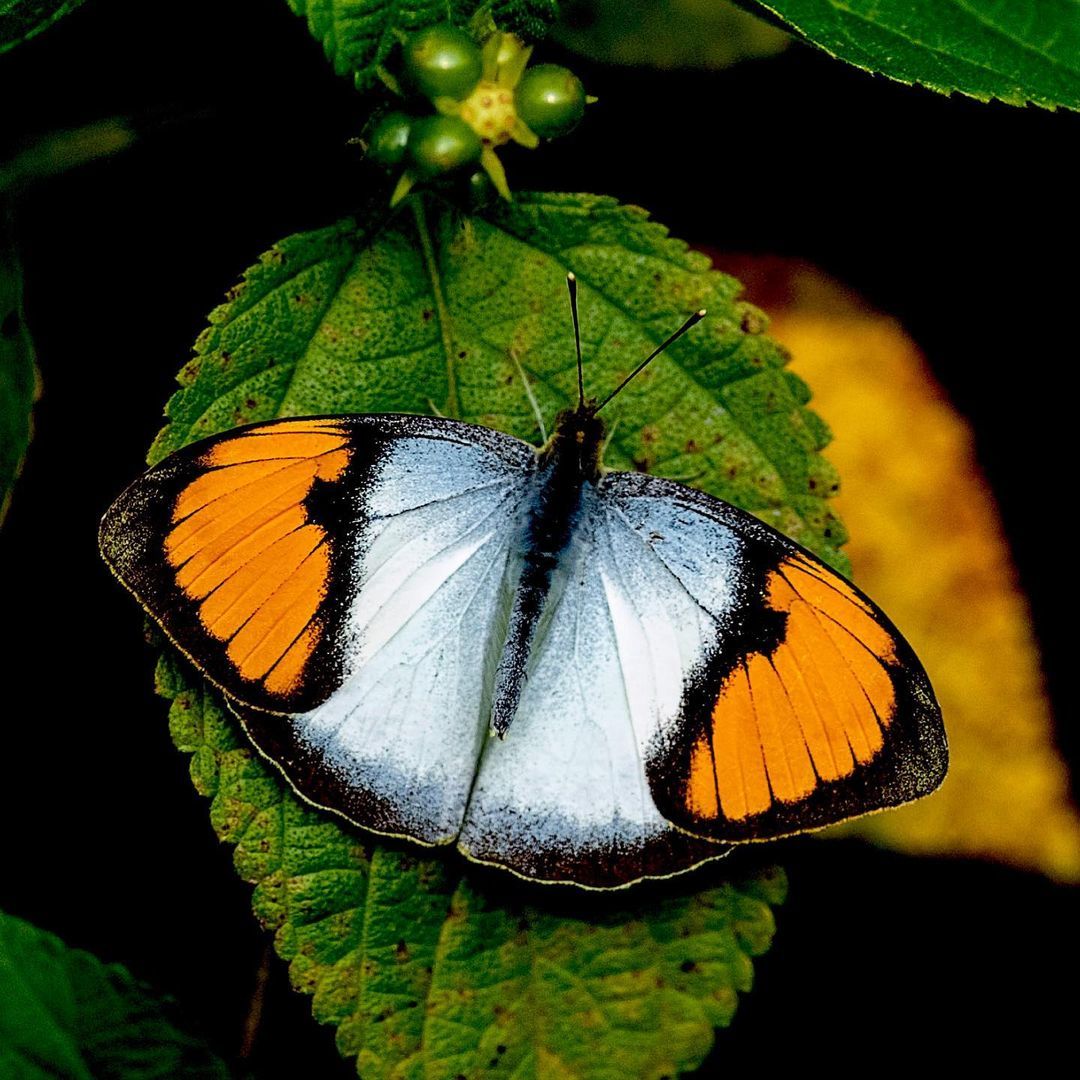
[410,198,461,419]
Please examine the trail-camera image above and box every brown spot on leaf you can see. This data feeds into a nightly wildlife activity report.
[740,308,767,334]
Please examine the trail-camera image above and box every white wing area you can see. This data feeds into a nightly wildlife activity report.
[456,482,743,887]
[264,434,528,844]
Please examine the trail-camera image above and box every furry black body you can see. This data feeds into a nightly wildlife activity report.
[489,407,605,737]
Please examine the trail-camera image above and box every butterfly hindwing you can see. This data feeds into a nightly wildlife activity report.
[599,472,947,843]
[457,480,730,887]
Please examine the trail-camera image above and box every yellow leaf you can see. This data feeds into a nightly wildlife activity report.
[721,256,1080,882]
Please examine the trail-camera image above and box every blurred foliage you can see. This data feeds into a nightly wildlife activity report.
[0,0,83,54]
[0,120,134,196]
[1,122,136,527]
[556,0,789,69]
[0,910,230,1078]
[718,255,1080,882]
[0,206,38,527]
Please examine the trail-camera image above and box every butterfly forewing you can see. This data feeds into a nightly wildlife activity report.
[599,473,947,842]
[100,415,533,716]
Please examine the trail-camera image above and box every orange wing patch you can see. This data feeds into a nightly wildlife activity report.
[687,554,898,823]
[164,420,350,696]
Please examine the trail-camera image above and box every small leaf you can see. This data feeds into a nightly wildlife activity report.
[286,0,562,91]
[750,0,1080,110]
[0,205,38,526]
[0,909,230,1079]
[556,0,790,70]
[0,0,83,53]
[147,191,840,1076]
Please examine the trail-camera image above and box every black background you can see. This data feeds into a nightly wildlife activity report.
[1,1,1077,1075]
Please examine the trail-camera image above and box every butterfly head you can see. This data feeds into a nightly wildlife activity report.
[539,273,706,483]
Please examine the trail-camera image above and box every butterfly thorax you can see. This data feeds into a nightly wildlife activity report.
[526,406,605,554]
[488,405,606,738]
[541,406,605,482]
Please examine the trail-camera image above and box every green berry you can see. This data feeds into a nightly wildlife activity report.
[368,112,412,167]
[515,64,586,138]
[407,115,482,176]
[403,24,482,101]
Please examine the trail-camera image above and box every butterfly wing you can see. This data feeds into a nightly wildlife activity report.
[457,482,731,888]
[101,414,535,844]
[597,471,947,843]
[104,410,944,885]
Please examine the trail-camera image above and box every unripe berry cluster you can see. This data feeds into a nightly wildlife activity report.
[366,24,592,205]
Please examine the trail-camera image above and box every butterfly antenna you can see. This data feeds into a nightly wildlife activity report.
[567,272,585,410]
[594,309,707,415]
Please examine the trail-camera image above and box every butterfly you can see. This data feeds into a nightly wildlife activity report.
[100,274,947,890]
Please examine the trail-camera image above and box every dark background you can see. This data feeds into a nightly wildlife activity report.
[1,1,1076,1074]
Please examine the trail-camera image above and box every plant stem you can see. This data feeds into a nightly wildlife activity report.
[410,198,461,419]
[239,942,273,1061]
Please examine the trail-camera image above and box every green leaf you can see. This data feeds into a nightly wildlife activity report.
[0,205,38,526]
[0,910,230,1079]
[0,0,84,53]
[153,193,845,564]
[286,0,562,90]
[556,0,790,70]
[750,0,1080,110]
[160,661,787,1079]
[149,191,839,1076]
